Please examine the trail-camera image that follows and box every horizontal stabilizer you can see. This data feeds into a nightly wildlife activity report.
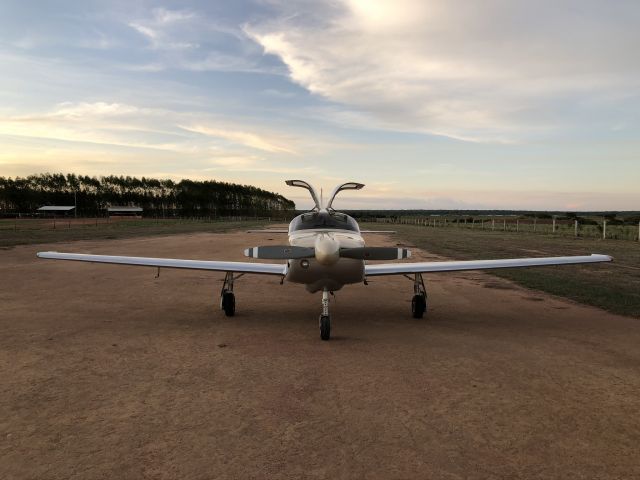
[244,245,314,259]
[339,247,411,260]
[246,229,288,233]
[359,230,396,234]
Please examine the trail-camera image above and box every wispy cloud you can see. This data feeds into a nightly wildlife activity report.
[180,124,297,154]
[128,7,198,50]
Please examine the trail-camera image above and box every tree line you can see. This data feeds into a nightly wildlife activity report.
[0,173,295,217]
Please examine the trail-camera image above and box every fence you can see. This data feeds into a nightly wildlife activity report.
[375,216,640,241]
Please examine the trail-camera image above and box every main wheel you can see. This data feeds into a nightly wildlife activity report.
[221,291,235,317]
[320,315,331,341]
[411,294,426,318]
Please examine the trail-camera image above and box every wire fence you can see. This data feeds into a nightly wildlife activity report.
[375,216,640,242]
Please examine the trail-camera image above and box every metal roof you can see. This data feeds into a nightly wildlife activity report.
[107,206,143,212]
[37,206,75,211]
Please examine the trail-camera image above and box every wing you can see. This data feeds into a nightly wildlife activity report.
[37,252,286,275]
[364,254,612,276]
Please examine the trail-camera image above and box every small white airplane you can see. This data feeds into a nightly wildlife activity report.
[38,180,612,340]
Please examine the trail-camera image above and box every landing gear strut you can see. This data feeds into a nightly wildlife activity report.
[319,288,331,341]
[410,273,427,318]
[220,271,240,317]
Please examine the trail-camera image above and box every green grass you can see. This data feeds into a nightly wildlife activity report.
[362,222,640,318]
[0,219,270,248]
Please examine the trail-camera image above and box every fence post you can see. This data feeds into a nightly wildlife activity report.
[575,219,578,237]
[603,219,607,239]
[534,218,537,233]
[503,219,506,231]
[552,217,556,233]
[492,218,495,231]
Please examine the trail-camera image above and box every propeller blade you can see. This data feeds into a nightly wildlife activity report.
[244,245,315,260]
[339,247,411,260]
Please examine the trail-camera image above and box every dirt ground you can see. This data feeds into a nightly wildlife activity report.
[2,231,640,479]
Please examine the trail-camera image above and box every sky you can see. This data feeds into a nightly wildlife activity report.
[0,0,638,211]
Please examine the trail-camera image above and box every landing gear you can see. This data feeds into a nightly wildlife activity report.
[319,288,331,340]
[220,271,239,317]
[410,273,427,318]
[412,294,426,318]
[221,291,235,316]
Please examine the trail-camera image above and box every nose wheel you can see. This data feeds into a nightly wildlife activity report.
[320,315,331,340]
[319,289,331,340]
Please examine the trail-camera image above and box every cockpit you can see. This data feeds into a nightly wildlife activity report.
[289,211,360,233]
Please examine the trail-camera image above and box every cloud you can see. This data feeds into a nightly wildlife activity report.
[128,7,199,50]
[52,102,139,118]
[0,99,336,187]
[246,0,640,142]
[180,124,297,154]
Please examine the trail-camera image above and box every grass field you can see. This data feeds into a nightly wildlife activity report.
[378,216,640,241]
[362,222,640,318]
[0,218,270,248]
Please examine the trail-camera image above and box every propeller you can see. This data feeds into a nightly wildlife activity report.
[244,245,411,261]
[244,245,314,259]
[339,247,411,260]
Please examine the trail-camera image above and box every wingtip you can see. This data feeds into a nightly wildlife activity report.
[37,251,59,259]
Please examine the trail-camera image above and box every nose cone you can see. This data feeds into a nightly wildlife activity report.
[315,234,340,266]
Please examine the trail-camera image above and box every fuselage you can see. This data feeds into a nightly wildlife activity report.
[285,210,365,292]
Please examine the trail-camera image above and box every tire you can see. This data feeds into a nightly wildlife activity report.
[222,291,235,317]
[320,315,331,341]
[411,294,426,318]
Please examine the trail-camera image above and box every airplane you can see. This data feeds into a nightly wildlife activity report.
[38,180,613,340]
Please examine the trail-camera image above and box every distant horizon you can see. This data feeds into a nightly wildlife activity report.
[2,170,638,215]
[1,1,637,211]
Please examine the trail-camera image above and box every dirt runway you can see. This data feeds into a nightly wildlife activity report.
[2,231,640,479]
